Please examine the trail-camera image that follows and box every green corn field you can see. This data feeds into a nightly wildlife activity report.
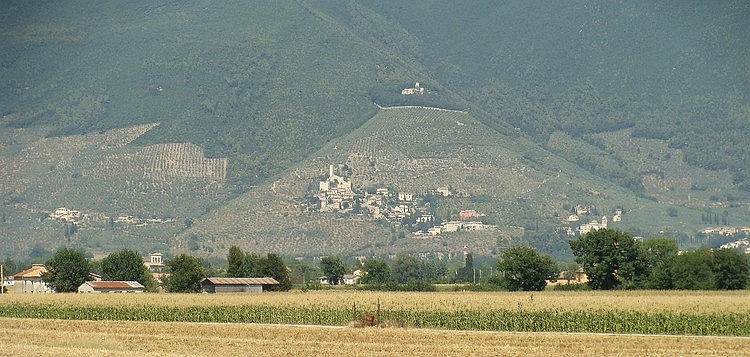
[0,302,747,336]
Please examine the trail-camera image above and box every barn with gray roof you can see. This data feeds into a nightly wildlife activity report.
[201,277,280,293]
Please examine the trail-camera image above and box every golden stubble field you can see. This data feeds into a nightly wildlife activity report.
[2,318,749,356]
[3,289,750,313]
[2,290,749,356]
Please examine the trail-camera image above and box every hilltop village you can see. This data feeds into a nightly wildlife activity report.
[302,165,649,240]
[302,164,496,237]
[42,163,749,255]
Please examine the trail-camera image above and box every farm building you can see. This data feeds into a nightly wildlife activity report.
[201,277,280,293]
[12,264,53,293]
[78,281,145,293]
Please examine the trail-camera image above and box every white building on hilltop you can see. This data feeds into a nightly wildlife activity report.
[401,82,425,95]
[316,165,355,212]
[578,216,608,235]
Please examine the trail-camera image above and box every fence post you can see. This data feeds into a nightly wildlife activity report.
[377,298,380,326]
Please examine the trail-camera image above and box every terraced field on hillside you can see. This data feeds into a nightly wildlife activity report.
[1,106,718,259]
[0,124,231,257]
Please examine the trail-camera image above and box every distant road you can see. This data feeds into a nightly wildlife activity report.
[373,103,467,114]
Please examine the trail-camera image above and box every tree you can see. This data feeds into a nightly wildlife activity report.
[640,238,679,289]
[287,261,320,286]
[496,246,558,291]
[670,248,715,290]
[360,259,392,284]
[256,253,292,291]
[43,247,90,292]
[2,257,23,276]
[244,253,260,278]
[640,238,678,264]
[101,249,156,291]
[456,253,475,283]
[226,245,245,278]
[658,247,749,290]
[712,248,749,290]
[569,229,642,290]
[645,253,677,290]
[162,254,206,293]
[420,260,448,283]
[392,253,422,283]
[319,256,346,285]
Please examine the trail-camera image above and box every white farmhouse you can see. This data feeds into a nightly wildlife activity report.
[401,82,425,95]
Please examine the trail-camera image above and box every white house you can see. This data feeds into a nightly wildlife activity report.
[427,226,442,236]
[342,274,360,285]
[401,82,425,95]
[13,264,53,293]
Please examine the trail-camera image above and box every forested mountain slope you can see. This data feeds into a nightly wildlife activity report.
[1,1,748,260]
[340,0,750,189]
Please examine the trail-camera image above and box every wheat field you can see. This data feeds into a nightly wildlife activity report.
[4,290,748,313]
[2,290,750,355]
[2,318,748,356]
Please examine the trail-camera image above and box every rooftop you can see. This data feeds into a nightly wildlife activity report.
[83,281,144,289]
[203,277,279,285]
[13,264,47,279]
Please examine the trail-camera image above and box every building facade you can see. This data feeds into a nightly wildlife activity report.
[12,264,53,293]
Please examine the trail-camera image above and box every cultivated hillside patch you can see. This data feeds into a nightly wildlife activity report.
[181,107,675,258]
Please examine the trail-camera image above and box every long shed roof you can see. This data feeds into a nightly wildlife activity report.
[80,281,145,289]
[202,277,279,285]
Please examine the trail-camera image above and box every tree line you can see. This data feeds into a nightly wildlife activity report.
[344,229,748,292]
[24,228,750,293]
[569,229,749,290]
[42,248,158,293]
[36,246,293,293]
[314,249,557,292]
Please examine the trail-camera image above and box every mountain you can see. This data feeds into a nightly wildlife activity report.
[177,106,693,260]
[1,1,748,261]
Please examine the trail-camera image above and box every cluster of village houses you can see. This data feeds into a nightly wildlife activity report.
[719,238,750,254]
[559,205,622,236]
[310,164,637,239]
[52,207,174,227]
[309,165,496,237]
